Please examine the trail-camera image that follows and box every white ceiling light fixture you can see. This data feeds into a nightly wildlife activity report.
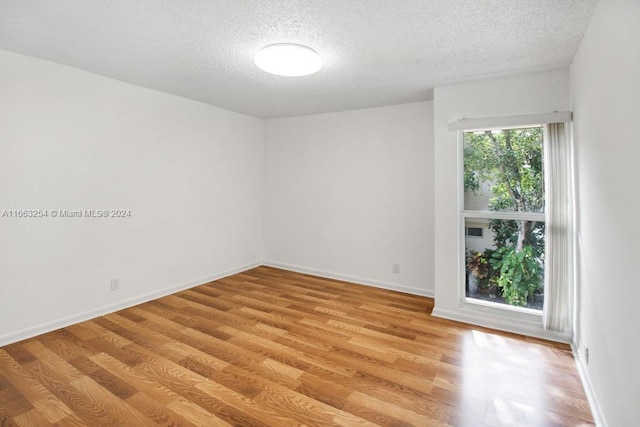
[255,43,322,77]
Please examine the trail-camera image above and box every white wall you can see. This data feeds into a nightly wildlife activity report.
[0,50,264,345]
[264,102,434,296]
[464,219,493,254]
[570,0,640,424]
[432,70,571,339]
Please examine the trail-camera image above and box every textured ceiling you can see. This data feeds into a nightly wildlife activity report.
[0,0,598,118]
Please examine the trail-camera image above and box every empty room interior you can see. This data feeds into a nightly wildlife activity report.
[0,0,638,426]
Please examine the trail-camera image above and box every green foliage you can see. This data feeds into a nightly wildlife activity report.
[467,250,489,279]
[488,219,519,248]
[466,249,499,294]
[489,246,541,306]
[526,221,545,260]
[463,128,544,214]
[488,219,545,259]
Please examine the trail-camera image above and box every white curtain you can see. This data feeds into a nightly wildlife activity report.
[543,123,573,333]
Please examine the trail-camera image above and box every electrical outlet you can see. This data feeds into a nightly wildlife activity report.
[584,347,589,365]
[392,263,400,274]
[110,277,120,291]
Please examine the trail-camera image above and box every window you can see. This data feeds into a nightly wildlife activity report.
[465,227,483,237]
[462,127,545,311]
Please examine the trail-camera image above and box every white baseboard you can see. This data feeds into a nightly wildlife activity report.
[263,260,434,298]
[431,306,572,344]
[0,261,261,347]
[571,343,607,427]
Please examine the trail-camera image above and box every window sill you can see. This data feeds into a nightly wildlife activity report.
[463,297,543,316]
[431,300,570,344]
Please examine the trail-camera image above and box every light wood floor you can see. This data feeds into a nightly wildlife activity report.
[0,266,594,426]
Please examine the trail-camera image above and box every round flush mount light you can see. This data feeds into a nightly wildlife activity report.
[255,43,322,77]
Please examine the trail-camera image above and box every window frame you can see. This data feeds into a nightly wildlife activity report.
[457,128,546,315]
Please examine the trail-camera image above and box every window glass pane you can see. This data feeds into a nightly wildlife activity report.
[465,218,545,310]
[465,227,483,237]
[463,127,544,213]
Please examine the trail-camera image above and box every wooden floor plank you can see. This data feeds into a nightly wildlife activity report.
[12,407,53,427]
[0,266,594,426]
[124,391,198,427]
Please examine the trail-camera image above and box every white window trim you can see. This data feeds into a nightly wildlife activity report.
[458,128,546,315]
[463,210,545,221]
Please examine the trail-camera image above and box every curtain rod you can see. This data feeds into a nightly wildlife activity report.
[448,111,572,132]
